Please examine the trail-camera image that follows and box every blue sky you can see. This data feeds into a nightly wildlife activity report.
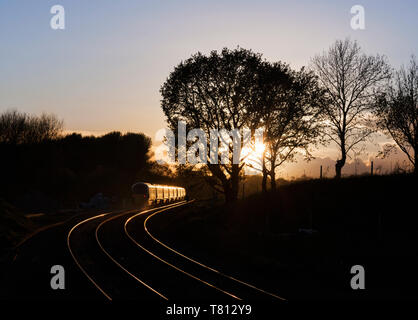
[0,0,417,173]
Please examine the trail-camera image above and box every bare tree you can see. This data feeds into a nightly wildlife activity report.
[311,39,390,178]
[0,109,63,144]
[27,113,64,143]
[0,110,28,144]
[375,55,418,174]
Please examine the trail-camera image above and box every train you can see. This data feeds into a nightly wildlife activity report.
[131,182,186,206]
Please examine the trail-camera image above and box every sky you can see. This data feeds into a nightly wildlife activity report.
[1,0,417,176]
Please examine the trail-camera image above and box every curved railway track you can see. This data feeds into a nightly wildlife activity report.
[142,207,286,301]
[67,200,286,301]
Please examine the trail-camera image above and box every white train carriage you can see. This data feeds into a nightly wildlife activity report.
[131,182,186,206]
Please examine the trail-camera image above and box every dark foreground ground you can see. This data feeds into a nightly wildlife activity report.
[148,174,418,300]
[0,174,417,302]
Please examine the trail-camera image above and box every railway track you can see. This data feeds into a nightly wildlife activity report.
[67,200,286,301]
[141,207,286,301]
[67,208,164,300]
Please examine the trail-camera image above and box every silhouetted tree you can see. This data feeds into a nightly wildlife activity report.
[247,61,292,192]
[265,68,324,190]
[161,48,262,202]
[311,39,390,178]
[0,110,154,209]
[174,164,212,199]
[27,113,63,143]
[0,110,63,144]
[375,55,418,174]
[248,64,325,191]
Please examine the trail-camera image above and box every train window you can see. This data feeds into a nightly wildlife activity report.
[132,183,186,202]
[157,187,163,199]
[149,187,156,200]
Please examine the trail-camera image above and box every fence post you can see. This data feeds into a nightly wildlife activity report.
[320,165,323,179]
[371,161,374,176]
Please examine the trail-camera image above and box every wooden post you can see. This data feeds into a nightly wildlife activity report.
[320,165,323,179]
[371,161,374,176]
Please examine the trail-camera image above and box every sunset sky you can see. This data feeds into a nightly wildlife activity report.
[1,0,417,176]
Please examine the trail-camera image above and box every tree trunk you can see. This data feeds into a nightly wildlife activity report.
[223,184,234,203]
[261,151,268,193]
[270,169,276,191]
[335,154,346,179]
[335,142,347,179]
[208,164,238,203]
[230,164,240,202]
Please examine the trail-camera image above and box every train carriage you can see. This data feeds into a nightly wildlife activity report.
[131,182,186,206]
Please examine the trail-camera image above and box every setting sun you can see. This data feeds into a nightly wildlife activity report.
[242,141,266,172]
